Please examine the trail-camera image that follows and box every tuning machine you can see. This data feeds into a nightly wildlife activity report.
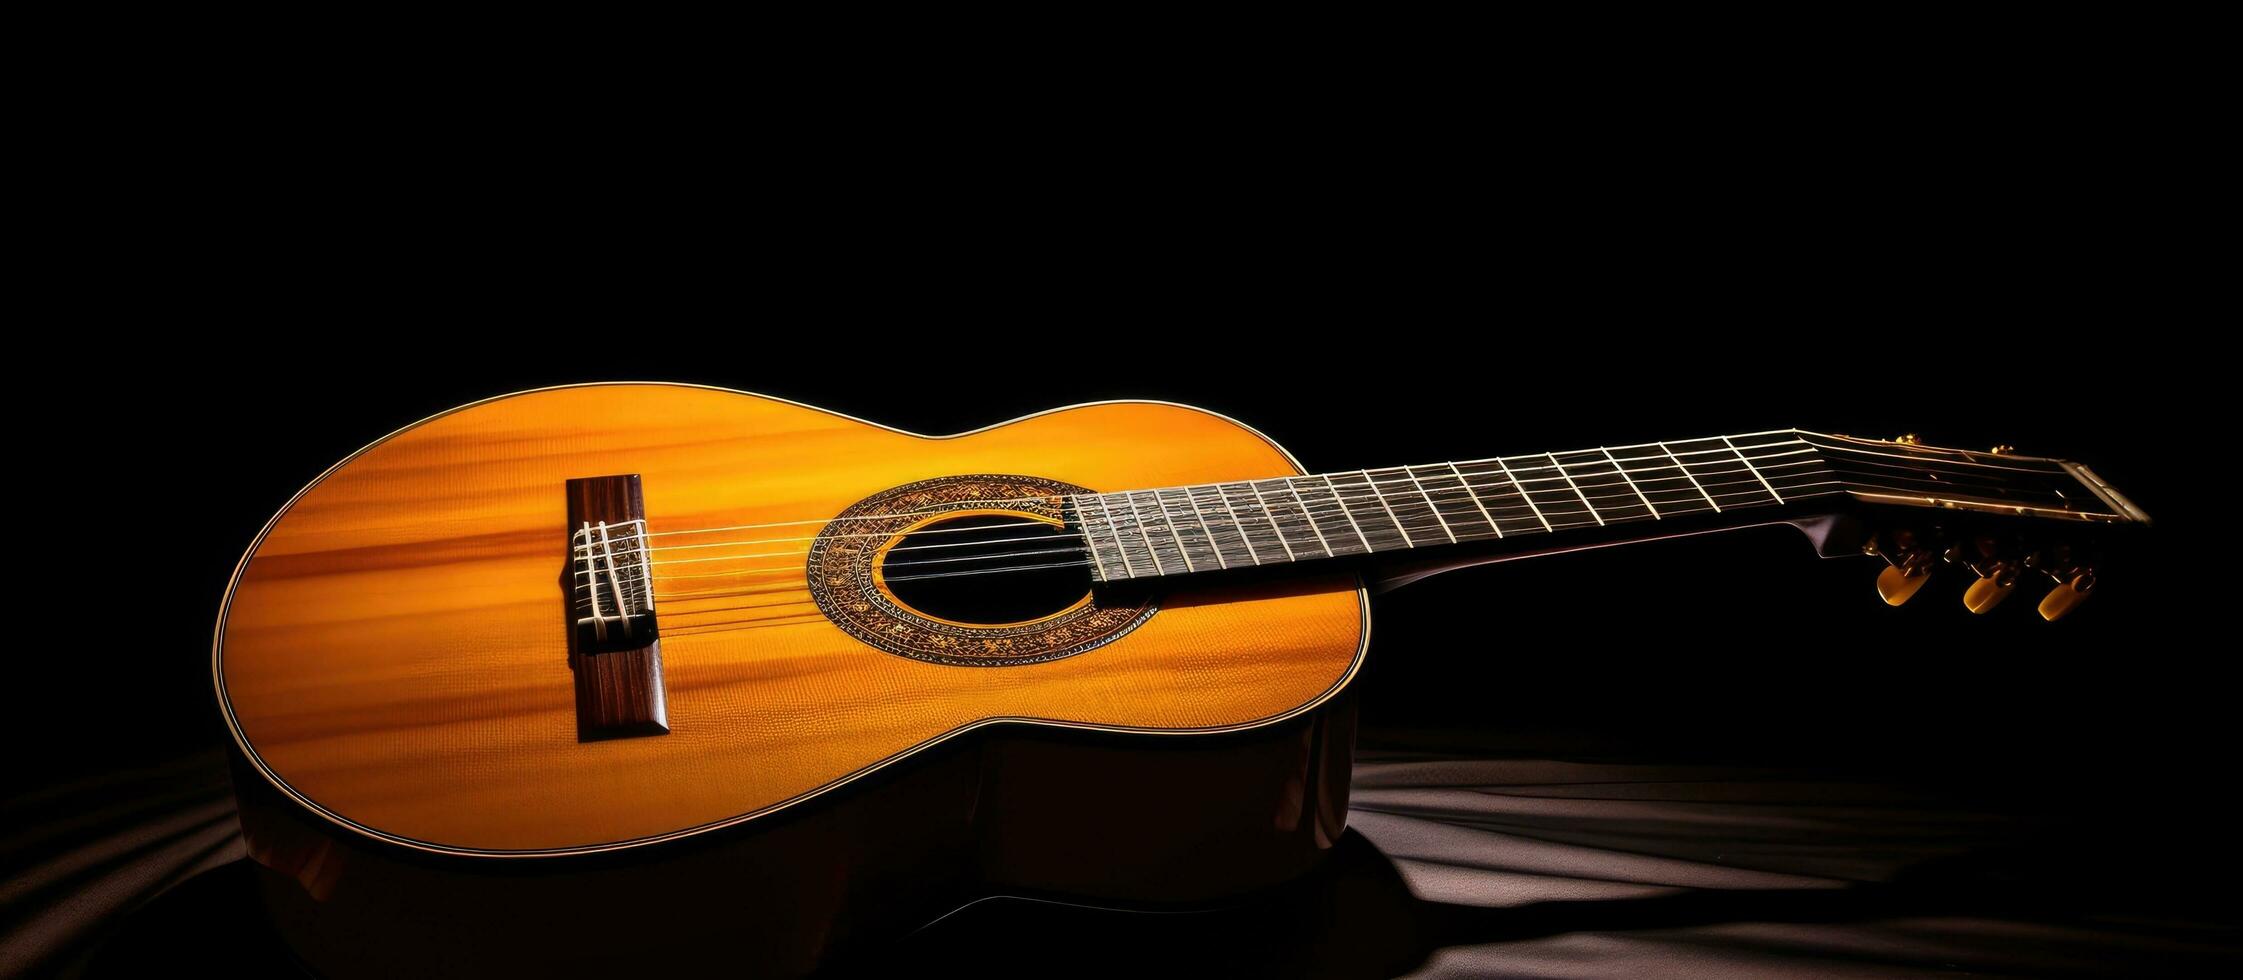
[2037,571,2097,621]
[2023,544,2099,622]
[1864,528,1939,606]
[1945,534,2024,614]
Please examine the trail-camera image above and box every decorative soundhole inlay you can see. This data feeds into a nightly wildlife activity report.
[806,475,1156,666]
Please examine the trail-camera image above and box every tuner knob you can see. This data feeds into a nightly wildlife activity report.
[1989,444,2016,455]
[1877,564,1933,606]
[1872,528,1939,606]
[2038,571,2097,622]
[1894,433,1923,446]
[1963,565,2021,614]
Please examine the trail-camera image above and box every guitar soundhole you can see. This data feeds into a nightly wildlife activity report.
[881,514,1091,625]
[804,473,1157,666]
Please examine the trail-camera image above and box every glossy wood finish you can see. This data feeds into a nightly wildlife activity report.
[216,385,1367,855]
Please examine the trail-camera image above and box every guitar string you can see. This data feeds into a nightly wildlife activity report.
[596,445,1822,555]
[582,460,2090,625]
[573,460,1831,567]
[581,442,2070,562]
[561,442,2097,612]
[570,462,2088,616]
[570,447,2065,581]
[569,479,1872,612]
[586,460,2071,571]
[640,470,1812,575]
[577,474,2061,601]
[568,432,2074,546]
[571,438,1821,546]
[624,461,2032,565]
[574,441,2097,621]
[570,467,1816,593]
[565,462,2055,610]
[573,478,1828,613]
[613,488,1878,637]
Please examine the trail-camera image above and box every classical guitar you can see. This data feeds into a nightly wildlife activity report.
[213,383,2148,976]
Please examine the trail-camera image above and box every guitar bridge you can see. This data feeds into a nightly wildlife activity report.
[565,475,668,741]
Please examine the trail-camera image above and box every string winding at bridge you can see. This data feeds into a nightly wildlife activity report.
[573,518,655,641]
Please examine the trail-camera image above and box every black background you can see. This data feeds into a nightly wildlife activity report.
[14,72,2230,973]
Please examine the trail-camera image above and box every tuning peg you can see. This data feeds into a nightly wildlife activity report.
[1988,444,2016,455]
[2038,571,2097,622]
[1869,528,1941,606]
[1877,564,1932,606]
[1963,566,2021,614]
[1894,433,1923,446]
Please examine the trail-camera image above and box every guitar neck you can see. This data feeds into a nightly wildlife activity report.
[1071,429,2147,583]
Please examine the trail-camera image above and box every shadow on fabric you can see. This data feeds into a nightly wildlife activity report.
[15,751,2239,978]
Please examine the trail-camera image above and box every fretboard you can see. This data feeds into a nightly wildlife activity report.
[1069,429,2138,583]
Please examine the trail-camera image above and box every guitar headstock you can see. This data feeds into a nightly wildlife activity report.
[1792,433,2149,621]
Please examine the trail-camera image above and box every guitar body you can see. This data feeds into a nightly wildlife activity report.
[216,384,1366,975]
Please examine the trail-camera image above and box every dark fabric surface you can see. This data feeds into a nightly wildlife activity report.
[1344,754,2238,977]
[8,749,2238,978]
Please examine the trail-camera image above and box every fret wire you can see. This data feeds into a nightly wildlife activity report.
[1152,489,1198,573]
[1213,484,1264,566]
[1330,471,1407,549]
[1310,474,1373,552]
[1400,465,1461,543]
[1125,492,1167,575]
[1601,447,1662,518]
[1089,495,1131,578]
[1355,469,1410,548]
[1078,497,1119,581]
[1325,477,1371,552]
[1279,477,1340,557]
[1666,442,1778,510]
[1722,435,1784,504]
[1474,447,1816,495]
[1143,490,1188,572]
[1491,457,1554,531]
[1550,451,1653,522]
[1498,443,1812,478]
[1178,487,1225,571]
[1193,484,1229,569]
[1451,464,1561,532]
[1544,454,1606,527]
[1399,461,1471,538]
[1656,442,1721,512]
[1246,481,1300,561]
[1447,462,1505,538]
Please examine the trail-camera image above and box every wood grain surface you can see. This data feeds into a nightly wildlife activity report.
[215,385,1366,854]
